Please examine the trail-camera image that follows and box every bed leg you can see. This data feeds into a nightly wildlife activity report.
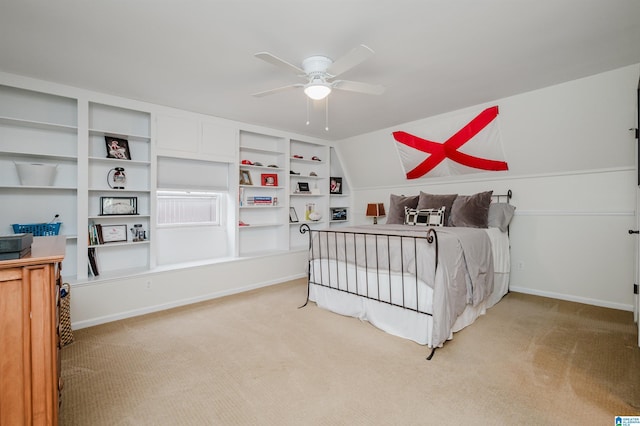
[298,223,312,309]
[298,281,310,309]
[426,347,436,361]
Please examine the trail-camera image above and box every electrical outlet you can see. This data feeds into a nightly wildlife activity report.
[516,261,525,271]
[145,281,152,290]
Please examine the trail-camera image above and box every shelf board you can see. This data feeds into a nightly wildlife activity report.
[290,193,325,197]
[290,220,325,226]
[290,157,325,164]
[0,184,77,191]
[238,222,284,229]
[240,146,284,156]
[290,175,324,180]
[239,164,284,171]
[89,240,150,248]
[89,128,150,142]
[239,184,284,189]
[0,150,77,162]
[88,188,150,193]
[239,205,283,209]
[0,116,77,133]
[88,156,151,166]
[89,214,150,219]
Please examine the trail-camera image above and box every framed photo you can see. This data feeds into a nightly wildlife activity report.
[261,173,278,186]
[100,196,138,215]
[104,136,131,160]
[331,207,348,221]
[101,224,127,243]
[289,207,299,223]
[296,182,310,193]
[239,169,253,185]
[330,177,342,194]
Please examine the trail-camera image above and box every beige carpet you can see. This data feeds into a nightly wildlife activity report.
[60,279,640,425]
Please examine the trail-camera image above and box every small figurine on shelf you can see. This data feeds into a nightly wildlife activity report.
[131,224,146,242]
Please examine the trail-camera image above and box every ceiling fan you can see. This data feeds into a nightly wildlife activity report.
[252,44,385,101]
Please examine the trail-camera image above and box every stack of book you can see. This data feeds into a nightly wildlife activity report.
[246,196,273,206]
[88,222,104,245]
[0,233,33,260]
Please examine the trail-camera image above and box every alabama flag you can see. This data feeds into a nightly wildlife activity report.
[393,106,508,179]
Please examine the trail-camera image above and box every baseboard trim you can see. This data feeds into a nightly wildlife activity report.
[509,286,634,312]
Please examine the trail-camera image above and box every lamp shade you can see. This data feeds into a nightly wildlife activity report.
[366,203,386,217]
[304,82,332,100]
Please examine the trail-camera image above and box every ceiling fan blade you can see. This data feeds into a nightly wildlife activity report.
[251,84,303,97]
[333,80,385,95]
[254,52,305,75]
[326,44,375,77]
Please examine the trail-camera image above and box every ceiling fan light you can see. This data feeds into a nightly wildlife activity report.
[304,83,332,100]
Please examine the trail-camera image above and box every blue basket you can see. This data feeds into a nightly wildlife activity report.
[12,222,61,236]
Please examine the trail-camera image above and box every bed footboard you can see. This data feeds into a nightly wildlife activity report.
[298,223,439,360]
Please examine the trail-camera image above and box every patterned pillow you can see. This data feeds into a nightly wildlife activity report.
[404,206,446,227]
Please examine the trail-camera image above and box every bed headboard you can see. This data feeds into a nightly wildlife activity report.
[491,189,512,204]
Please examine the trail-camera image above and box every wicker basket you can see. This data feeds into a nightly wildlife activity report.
[59,283,74,346]
[12,222,61,236]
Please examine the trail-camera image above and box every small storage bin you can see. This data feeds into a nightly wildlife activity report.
[12,222,62,236]
[14,162,58,186]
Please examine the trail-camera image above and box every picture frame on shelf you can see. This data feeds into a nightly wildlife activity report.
[331,207,348,221]
[101,224,128,243]
[289,207,299,223]
[296,182,310,193]
[100,196,138,215]
[239,169,253,185]
[104,136,131,160]
[261,173,278,186]
[330,177,342,194]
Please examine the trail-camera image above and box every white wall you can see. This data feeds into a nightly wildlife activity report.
[337,64,640,310]
[71,249,309,329]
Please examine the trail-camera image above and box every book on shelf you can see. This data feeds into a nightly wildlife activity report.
[246,196,273,206]
[88,222,104,245]
[88,247,99,276]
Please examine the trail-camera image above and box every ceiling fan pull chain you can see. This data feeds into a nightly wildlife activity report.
[306,97,310,126]
[325,97,329,131]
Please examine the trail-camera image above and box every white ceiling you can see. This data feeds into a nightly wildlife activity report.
[1,0,639,141]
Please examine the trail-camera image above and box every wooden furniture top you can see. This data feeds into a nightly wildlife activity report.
[0,235,66,268]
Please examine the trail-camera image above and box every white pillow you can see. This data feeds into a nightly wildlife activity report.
[404,206,446,227]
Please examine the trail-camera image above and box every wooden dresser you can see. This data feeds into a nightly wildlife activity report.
[0,236,66,426]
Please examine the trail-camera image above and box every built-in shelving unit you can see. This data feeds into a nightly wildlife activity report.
[0,84,79,275]
[288,140,331,249]
[329,146,351,227]
[84,102,152,278]
[0,80,352,286]
[238,131,288,256]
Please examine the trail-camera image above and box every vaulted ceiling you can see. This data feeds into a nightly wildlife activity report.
[1,0,639,140]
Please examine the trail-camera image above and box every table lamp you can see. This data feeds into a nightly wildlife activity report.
[366,203,386,225]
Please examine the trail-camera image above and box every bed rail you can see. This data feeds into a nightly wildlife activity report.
[299,223,439,360]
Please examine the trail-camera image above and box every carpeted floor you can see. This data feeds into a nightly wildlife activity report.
[59,279,640,425]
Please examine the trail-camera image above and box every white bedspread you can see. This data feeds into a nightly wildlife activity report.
[308,225,495,347]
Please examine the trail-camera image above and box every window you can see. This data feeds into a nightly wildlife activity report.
[157,191,220,226]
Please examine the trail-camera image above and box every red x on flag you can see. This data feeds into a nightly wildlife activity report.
[393,106,509,179]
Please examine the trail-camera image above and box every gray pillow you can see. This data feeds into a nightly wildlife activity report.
[488,203,516,232]
[386,194,419,224]
[417,192,458,226]
[449,191,493,228]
